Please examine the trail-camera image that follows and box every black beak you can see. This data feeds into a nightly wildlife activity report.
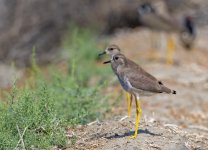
[103,60,111,64]
[98,51,106,57]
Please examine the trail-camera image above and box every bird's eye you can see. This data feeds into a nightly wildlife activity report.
[114,56,119,60]
[109,48,114,51]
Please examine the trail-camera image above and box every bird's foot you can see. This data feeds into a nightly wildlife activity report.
[128,134,137,139]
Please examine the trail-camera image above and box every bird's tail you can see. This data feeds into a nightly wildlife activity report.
[161,85,176,94]
[172,90,176,94]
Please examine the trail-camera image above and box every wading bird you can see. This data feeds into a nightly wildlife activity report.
[99,45,161,117]
[101,45,176,138]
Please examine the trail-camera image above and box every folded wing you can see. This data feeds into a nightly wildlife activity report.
[123,68,171,94]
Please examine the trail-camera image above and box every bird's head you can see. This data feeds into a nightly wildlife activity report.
[184,16,195,35]
[138,2,155,15]
[180,16,196,49]
[103,54,126,67]
[98,44,121,57]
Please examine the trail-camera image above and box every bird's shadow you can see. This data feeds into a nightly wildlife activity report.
[105,129,162,139]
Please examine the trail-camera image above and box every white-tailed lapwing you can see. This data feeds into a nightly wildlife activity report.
[102,49,176,139]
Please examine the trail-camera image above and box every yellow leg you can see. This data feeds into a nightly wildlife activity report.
[129,98,142,139]
[126,92,132,117]
[166,36,175,65]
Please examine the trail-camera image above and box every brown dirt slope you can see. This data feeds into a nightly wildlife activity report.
[68,28,208,150]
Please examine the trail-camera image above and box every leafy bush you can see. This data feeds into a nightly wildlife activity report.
[0,27,109,149]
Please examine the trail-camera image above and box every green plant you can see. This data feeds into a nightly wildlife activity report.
[0,84,66,149]
[62,26,112,84]
[0,27,110,149]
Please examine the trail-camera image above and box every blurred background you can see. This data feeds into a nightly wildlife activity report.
[0,0,208,149]
[0,0,208,87]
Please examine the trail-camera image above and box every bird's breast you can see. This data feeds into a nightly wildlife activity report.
[117,76,131,92]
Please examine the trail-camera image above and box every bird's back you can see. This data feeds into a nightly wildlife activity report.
[126,58,157,81]
[117,64,173,95]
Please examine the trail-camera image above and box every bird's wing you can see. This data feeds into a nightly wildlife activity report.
[127,59,163,84]
[123,68,163,93]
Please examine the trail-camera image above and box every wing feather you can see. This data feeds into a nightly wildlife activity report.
[123,68,163,93]
[127,59,163,84]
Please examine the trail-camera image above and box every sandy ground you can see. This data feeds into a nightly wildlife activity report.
[67,28,208,150]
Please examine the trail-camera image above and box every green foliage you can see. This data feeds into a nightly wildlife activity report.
[31,46,40,74]
[0,84,66,149]
[0,27,109,149]
[62,26,112,85]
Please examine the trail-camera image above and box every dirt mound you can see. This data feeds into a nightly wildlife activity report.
[67,27,208,149]
[68,116,208,150]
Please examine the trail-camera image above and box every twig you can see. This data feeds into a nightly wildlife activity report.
[15,125,28,150]
[184,142,192,150]
[188,125,208,132]
[164,124,178,128]
[87,120,99,126]
[149,143,161,150]
[163,124,179,134]
[14,126,27,150]
[119,116,128,122]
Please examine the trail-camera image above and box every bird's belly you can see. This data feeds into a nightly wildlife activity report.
[133,88,156,97]
[117,76,131,92]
